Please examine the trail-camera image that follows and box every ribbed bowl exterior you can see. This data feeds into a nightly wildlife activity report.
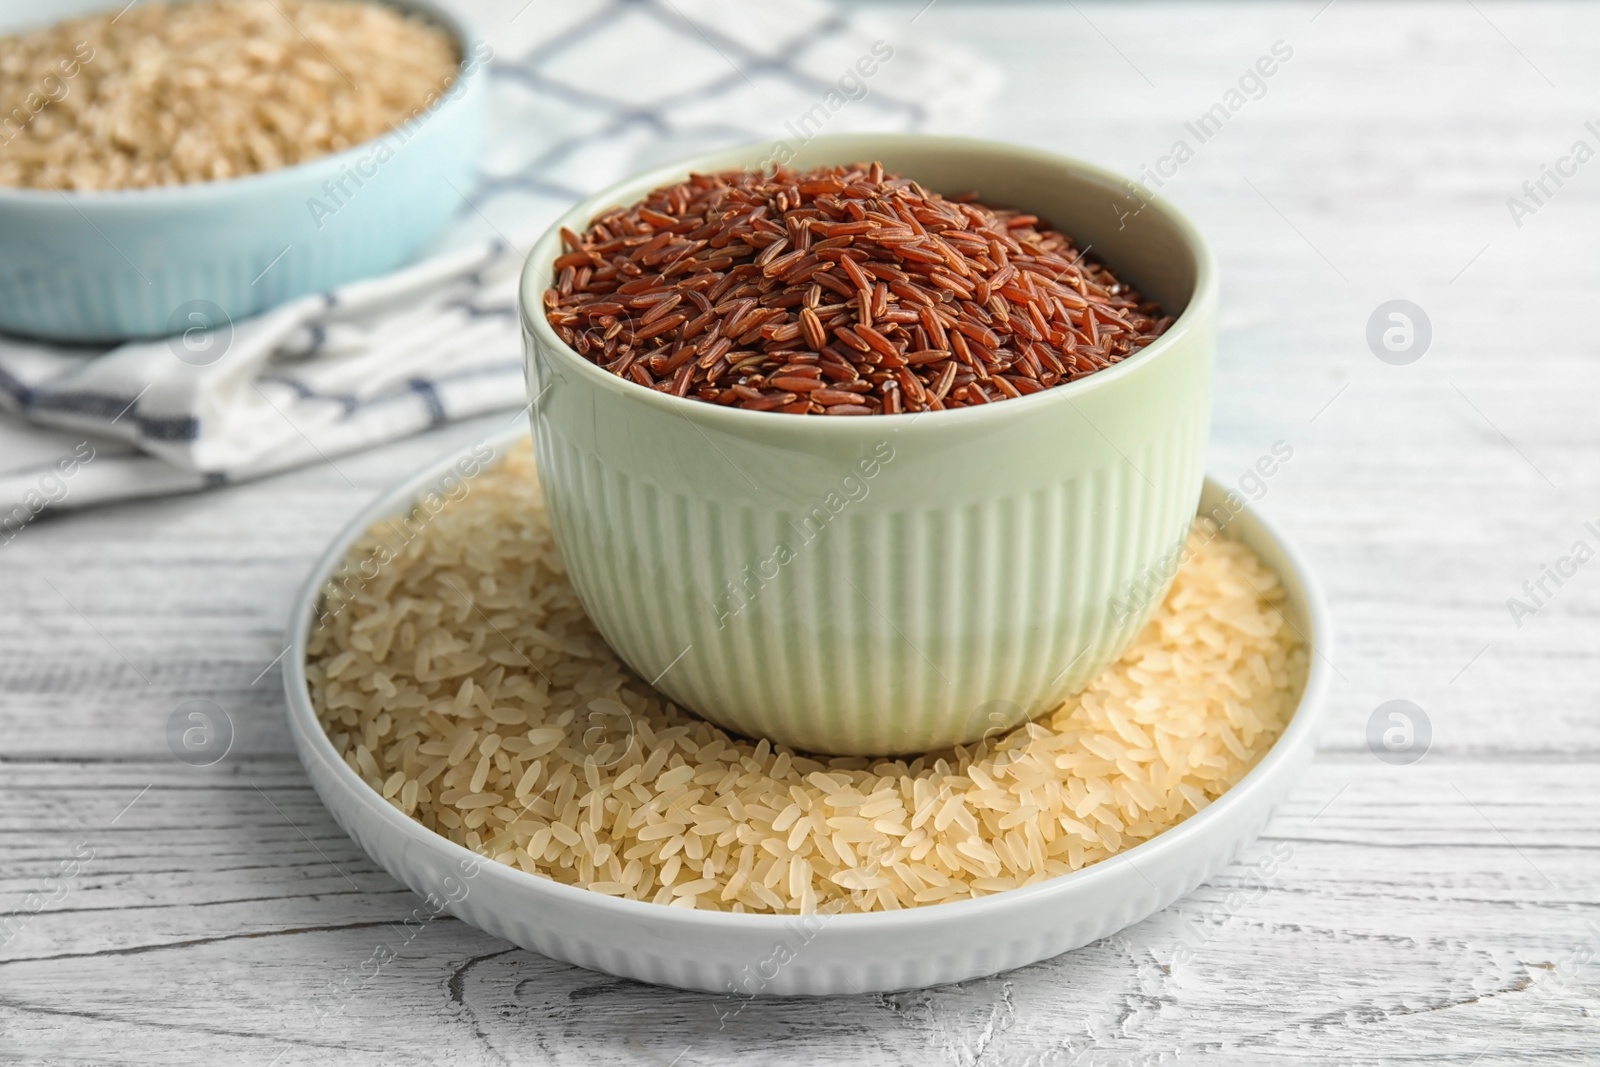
[282,428,1333,996]
[526,331,1213,754]
[520,135,1218,755]
[0,0,485,342]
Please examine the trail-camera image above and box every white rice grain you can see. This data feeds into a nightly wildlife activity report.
[308,443,1308,914]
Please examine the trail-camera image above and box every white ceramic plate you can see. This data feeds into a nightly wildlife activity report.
[283,427,1332,996]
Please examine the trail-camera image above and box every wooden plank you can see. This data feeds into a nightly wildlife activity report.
[3,1,1598,1061]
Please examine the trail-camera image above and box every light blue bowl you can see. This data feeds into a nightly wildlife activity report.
[0,0,487,342]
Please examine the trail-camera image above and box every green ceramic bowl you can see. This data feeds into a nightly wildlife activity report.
[517,135,1216,756]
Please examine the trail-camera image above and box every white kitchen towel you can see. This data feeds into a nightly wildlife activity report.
[0,0,999,528]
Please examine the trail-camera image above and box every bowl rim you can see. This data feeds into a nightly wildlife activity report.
[0,0,484,206]
[517,133,1219,432]
[283,425,1333,935]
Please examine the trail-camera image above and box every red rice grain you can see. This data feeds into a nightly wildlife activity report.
[543,163,1174,415]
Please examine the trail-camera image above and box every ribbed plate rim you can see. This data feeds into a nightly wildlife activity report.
[283,425,1333,935]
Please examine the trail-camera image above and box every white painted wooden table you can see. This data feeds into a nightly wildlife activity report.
[5,2,1599,1063]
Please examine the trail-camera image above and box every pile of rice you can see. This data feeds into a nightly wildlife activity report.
[0,0,460,190]
[308,443,1308,914]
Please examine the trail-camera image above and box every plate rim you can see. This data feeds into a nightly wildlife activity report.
[282,424,1333,932]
